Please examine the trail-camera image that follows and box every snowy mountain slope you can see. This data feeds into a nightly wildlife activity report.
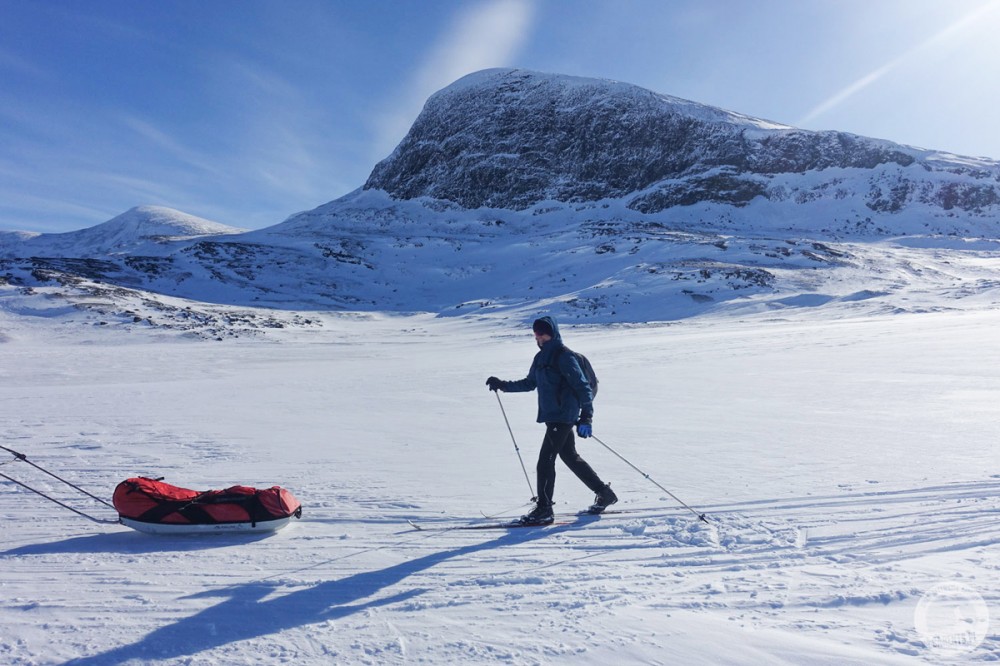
[3,69,1000,331]
[6,186,1000,330]
[6,209,1000,333]
[0,309,997,663]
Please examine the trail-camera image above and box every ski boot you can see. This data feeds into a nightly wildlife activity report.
[517,501,554,526]
[587,484,618,514]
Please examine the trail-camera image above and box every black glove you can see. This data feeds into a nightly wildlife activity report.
[486,376,505,392]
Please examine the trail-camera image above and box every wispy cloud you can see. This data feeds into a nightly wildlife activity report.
[119,115,228,178]
[0,44,49,79]
[372,0,536,161]
[192,54,356,204]
[797,0,1000,127]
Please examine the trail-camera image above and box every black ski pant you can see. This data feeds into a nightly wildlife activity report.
[536,422,605,507]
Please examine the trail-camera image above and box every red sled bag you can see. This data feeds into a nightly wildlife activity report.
[113,477,302,534]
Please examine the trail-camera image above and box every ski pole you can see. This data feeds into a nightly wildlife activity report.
[493,391,537,501]
[591,435,708,523]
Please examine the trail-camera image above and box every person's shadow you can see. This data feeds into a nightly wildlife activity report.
[65,525,571,665]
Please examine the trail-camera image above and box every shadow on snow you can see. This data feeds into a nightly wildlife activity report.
[64,525,575,665]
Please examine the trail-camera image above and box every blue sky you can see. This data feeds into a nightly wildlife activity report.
[3,0,1000,233]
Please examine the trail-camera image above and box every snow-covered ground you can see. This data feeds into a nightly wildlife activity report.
[1,305,997,664]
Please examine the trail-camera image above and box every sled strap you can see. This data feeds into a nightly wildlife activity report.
[129,490,261,526]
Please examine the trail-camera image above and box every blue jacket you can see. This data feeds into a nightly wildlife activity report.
[503,316,594,425]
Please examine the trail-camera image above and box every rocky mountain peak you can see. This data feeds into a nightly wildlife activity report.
[364,68,919,210]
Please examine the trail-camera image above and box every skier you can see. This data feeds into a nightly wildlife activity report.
[486,316,617,525]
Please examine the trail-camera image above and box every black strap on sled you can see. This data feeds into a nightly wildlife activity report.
[136,500,217,525]
[126,484,272,527]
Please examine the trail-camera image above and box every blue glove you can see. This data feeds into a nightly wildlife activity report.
[576,423,592,438]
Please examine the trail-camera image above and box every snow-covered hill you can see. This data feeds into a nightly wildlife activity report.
[3,69,1000,333]
[0,230,40,244]
[0,206,245,259]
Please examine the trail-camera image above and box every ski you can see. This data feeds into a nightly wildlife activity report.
[575,507,654,516]
[407,518,578,531]
[456,519,577,530]
[406,507,667,532]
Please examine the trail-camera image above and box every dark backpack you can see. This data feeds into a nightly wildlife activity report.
[553,346,599,398]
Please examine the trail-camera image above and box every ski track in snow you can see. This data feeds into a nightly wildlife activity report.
[0,309,998,664]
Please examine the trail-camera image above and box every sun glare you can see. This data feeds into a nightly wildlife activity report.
[798,0,1000,127]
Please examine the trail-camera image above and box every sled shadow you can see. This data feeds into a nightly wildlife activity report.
[1,528,277,557]
[65,524,573,665]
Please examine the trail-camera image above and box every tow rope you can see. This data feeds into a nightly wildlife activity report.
[0,445,119,525]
